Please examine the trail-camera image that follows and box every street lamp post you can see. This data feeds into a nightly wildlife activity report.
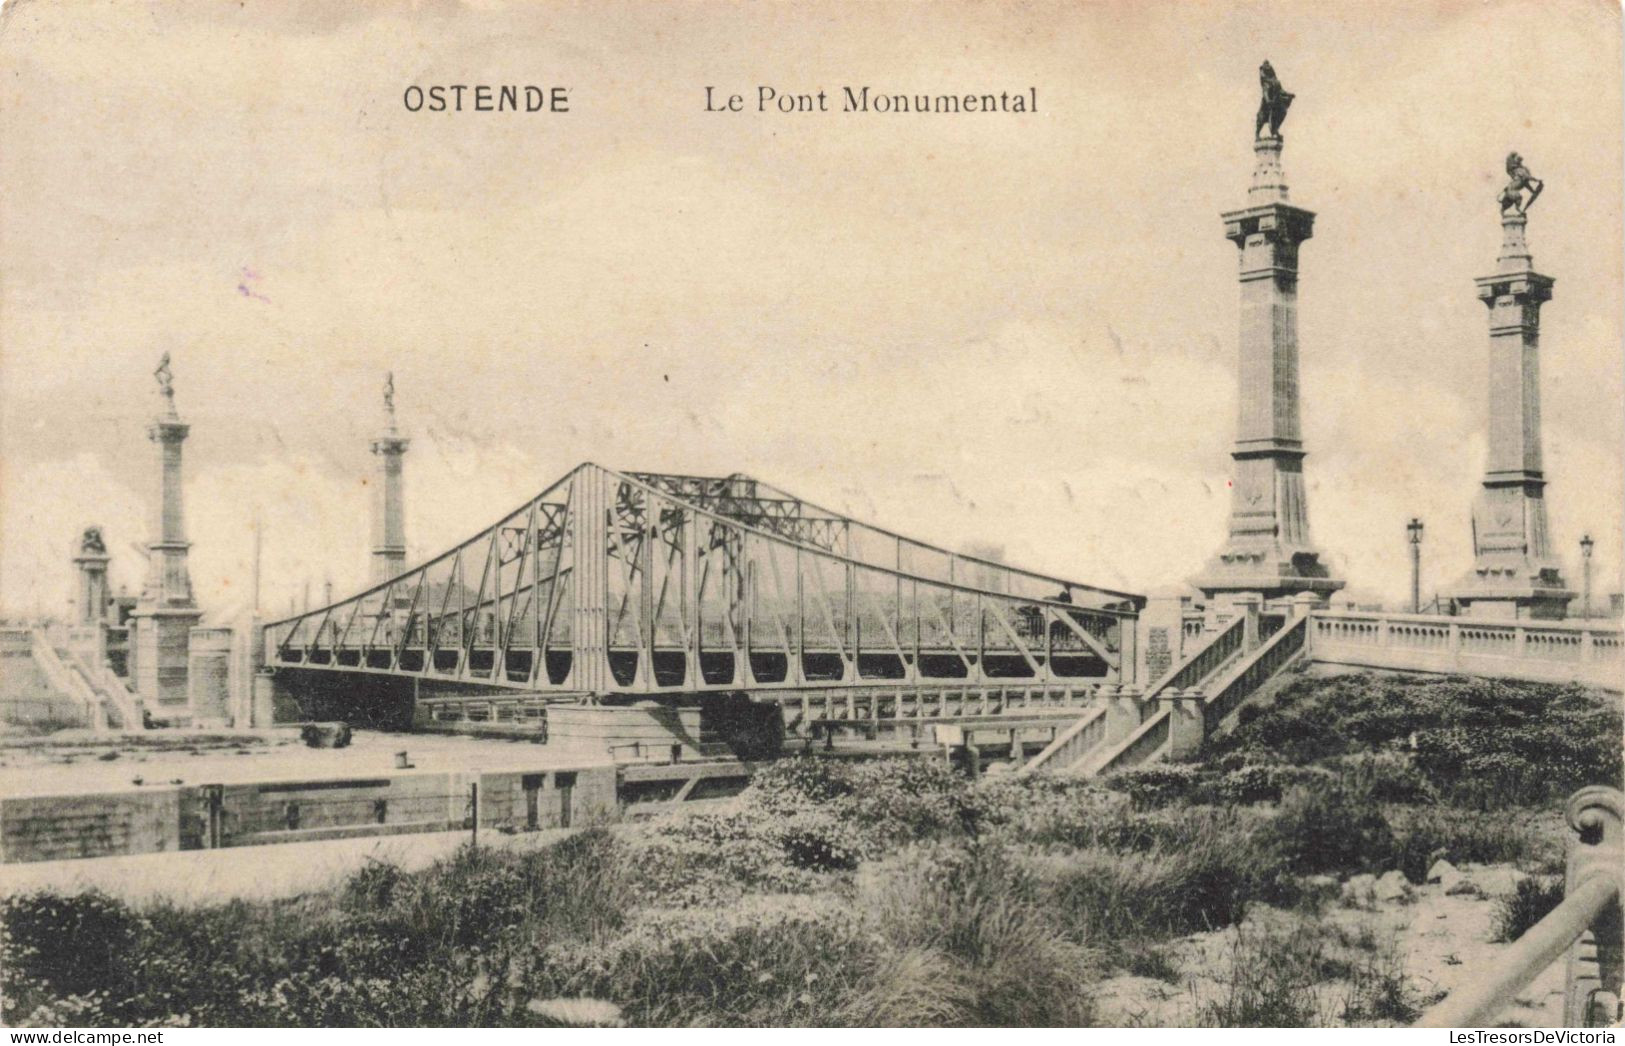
[1407,518,1425,613]
[1580,534,1594,619]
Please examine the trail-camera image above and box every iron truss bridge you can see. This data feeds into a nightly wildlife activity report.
[264,464,1143,699]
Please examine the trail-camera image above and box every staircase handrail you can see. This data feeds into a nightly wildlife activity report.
[1077,705,1173,777]
[1014,701,1108,776]
[1017,616,1250,777]
[96,666,146,730]
[29,630,106,730]
[1143,614,1248,703]
[1200,614,1309,732]
[62,647,144,731]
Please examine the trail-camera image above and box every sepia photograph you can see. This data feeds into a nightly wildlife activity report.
[0,0,1620,1032]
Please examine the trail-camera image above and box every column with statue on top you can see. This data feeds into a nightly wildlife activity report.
[371,371,411,585]
[1193,61,1344,604]
[128,353,203,714]
[1446,153,1573,620]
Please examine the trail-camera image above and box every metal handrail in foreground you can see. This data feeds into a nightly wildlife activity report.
[1416,786,1623,1028]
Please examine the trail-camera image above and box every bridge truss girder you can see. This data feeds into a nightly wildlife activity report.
[264,464,1142,698]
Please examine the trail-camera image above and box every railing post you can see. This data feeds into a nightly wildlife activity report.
[1160,687,1205,760]
[1099,684,1131,744]
[1118,610,1138,685]
[1564,787,1623,1027]
[1234,593,1262,652]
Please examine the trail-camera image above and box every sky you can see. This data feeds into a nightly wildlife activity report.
[1,0,1620,621]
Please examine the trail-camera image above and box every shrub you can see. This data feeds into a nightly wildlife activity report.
[1334,753,1435,805]
[1341,944,1423,1025]
[857,842,1099,1026]
[1212,763,1285,805]
[1212,673,1622,809]
[1122,942,1182,982]
[775,810,865,872]
[1492,875,1565,943]
[1105,765,1204,809]
[1,834,639,1028]
[1387,807,1551,884]
[426,844,530,947]
[964,774,1124,846]
[1036,808,1269,944]
[529,896,874,1026]
[0,891,150,1025]
[1199,921,1330,1027]
[342,859,407,912]
[835,757,972,843]
[515,828,634,940]
[625,811,817,906]
[743,756,856,813]
[1256,779,1395,877]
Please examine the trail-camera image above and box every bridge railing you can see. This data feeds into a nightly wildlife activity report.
[1417,786,1623,1028]
[1309,610,1622,690]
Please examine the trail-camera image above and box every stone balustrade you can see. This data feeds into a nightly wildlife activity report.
[1310,610,1622,690]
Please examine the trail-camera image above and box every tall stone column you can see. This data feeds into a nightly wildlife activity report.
[129,354,203,712]
[370,371,410,584]
[1195,121,1344,601]
[1447,192,1572,619]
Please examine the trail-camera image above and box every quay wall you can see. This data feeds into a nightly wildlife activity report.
[0,761,617,865]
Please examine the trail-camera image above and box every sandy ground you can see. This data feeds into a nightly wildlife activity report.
[0,728,611,797]
[1094,864,1566,1028]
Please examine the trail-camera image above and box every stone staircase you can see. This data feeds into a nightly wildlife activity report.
[1017,608,1310,778]
[1080,614,1308,777]
[1018,614,1251,776]
[24,630,108,730]
[2,627,146,731]
[60,646,145,730]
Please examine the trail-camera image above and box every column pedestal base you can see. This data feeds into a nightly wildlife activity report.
[1446,565,1574,621]
[1193,546,1345,601]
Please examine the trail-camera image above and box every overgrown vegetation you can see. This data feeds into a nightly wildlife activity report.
[1209,673,1621,809]
[1199,918,1428,1027]
[2,671,1615,1027]
[1491,875,1565,944]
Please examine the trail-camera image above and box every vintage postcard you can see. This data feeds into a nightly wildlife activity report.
[0,0,1620,1033]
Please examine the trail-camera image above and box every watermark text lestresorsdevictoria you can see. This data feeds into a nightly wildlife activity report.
[705,85,1037,114]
